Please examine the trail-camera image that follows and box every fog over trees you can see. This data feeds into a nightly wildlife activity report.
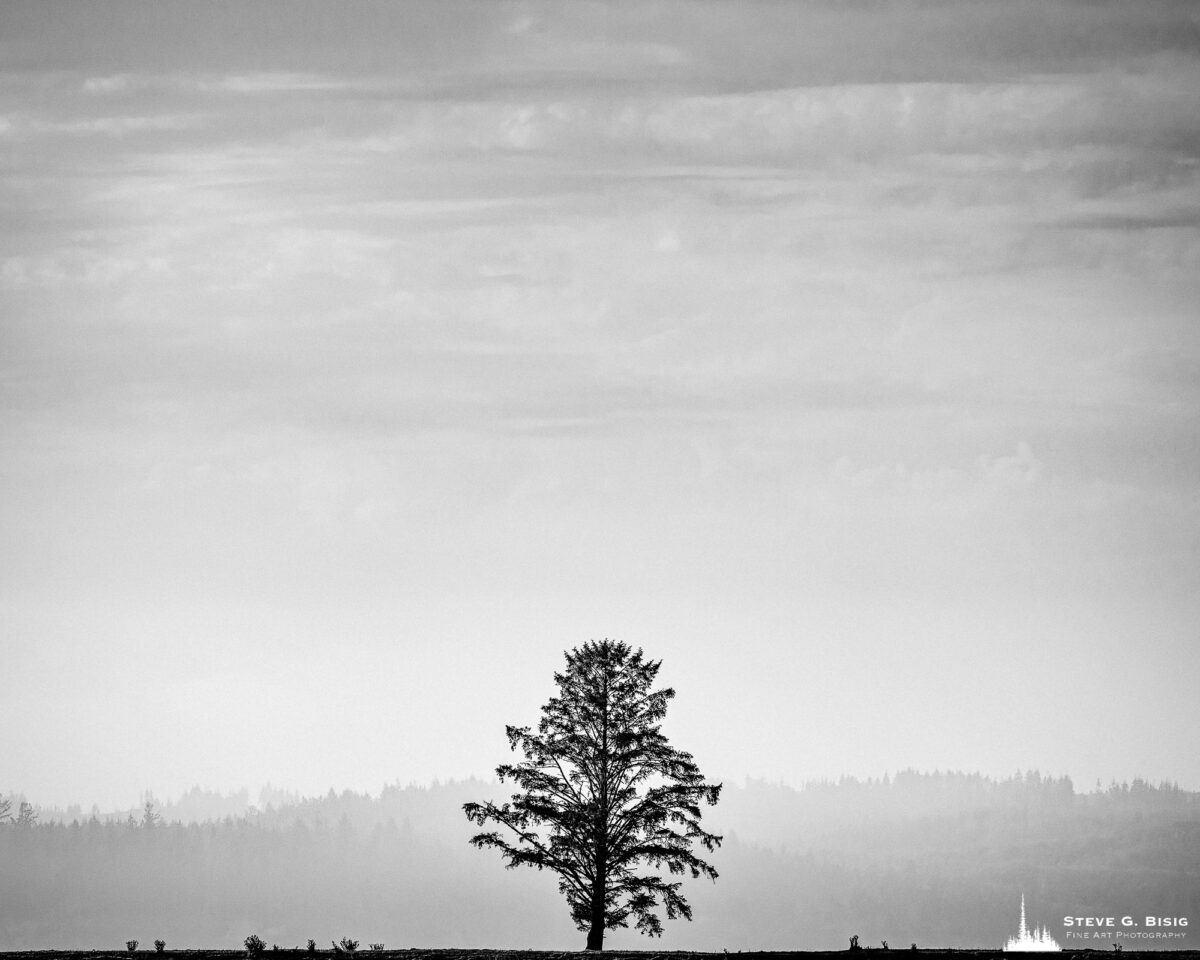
[2,772,1197,951]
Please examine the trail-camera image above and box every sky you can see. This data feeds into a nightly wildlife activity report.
[2,0,1199,811]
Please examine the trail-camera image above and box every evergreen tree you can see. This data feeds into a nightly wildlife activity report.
[464,639,721,950]
[142,799,161,828]
[15,800,38,826]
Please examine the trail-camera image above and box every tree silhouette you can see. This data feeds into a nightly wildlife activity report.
[142,799,161,828]
[464,639,721,950]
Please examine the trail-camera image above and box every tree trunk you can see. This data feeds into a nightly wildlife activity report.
[585,876,605,950]
[585,916,604,951]
[586,651,611,952]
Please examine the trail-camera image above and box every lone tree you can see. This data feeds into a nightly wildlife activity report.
[464,639,721,951]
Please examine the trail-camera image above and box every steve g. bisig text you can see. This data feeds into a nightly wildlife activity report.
[1063,916,1189,941]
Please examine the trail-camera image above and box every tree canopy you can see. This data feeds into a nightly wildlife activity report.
[463,639,721,950]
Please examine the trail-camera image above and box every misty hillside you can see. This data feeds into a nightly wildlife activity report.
[2,773,1197,951]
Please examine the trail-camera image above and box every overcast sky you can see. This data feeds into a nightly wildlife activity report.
[2,1,1199,810]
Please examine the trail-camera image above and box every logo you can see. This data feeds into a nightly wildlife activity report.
[1004,894,1061,951]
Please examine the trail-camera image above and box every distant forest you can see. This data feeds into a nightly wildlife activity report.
[3,772,1197,951]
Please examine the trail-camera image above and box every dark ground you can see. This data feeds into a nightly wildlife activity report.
[3,951,1198,960]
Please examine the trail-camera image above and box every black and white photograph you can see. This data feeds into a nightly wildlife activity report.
[1,1,1198,955]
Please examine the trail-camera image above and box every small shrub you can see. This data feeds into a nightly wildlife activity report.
[127,941,139,954]
[245,934,267,957]
[368,945,384,953]
[307,942,317,954]
[339,939,359,953]
[155,941,166,954]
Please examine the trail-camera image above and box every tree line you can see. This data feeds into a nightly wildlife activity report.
[3,771,1197,951]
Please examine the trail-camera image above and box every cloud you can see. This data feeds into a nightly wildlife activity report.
[2,10,1195,562]
[1048,208,1200,232]
[982,442,1044,492]
[78,70,378,103]
[201,72,351,95]
[290,70,1189,172]
[835,443,1045,513]
[82,74,133,95]
[1,112,200,140]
